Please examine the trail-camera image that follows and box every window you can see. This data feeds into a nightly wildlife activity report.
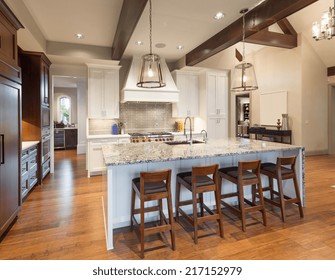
[59,96,71,124]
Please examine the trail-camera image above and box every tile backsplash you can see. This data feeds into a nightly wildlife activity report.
[89,102,177,135]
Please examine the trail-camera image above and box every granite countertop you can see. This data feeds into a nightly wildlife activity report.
[87,134,131,140]
[22,141,39,151]
[102,138,303,166]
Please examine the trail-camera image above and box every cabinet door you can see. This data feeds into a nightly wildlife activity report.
[87,67,119,119]
[0,80,20,231]
[207,117,228,139]
[172,72,199,117]
[41,61,50,107]
[88,68,104,118]
[206,72,228,117]
[104,69,119,119]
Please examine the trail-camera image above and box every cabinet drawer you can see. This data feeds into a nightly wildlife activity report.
[42,158,50,179]
[29,154,38,170]
[29,170,38,189]
[21,174,29,198]
[22,149,29,161]
[21,158,29,176]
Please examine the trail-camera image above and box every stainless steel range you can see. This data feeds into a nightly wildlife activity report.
[129,132,174,143]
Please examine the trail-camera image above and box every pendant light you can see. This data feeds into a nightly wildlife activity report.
[231,9,258,92]
[312,0,335,41]
[137,0,166,88]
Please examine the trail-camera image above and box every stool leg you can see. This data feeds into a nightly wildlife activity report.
[276,176,286,222]
[159,199,163,225]
[175,181,181,222]
[269,177,274,200]
[192,189,199,244]
[140,198,145,258]
[293,174,304,218]
[238,184,246,232]
[167,191,176,250]
[215,185,224,238]
[199,193,204,217]
[257,181,267,226]
[130,188,135,231]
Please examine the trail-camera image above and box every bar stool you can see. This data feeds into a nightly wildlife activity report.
[218,160,267,232]
[175,164,224,244]
[259,156,304,221]
[130,169,176,258]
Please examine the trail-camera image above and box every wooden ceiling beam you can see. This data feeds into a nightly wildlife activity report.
[277,18,297,35]
[111,0,148,61]
[328,66,335,77]
[245,28,297,49]
[185,0,318,66]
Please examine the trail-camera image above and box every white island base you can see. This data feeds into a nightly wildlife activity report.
[102,139,304,250]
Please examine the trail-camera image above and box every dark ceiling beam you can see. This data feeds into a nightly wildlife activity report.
[185,0,318,66]
[277,18,297,35]
[111,0,148,60]
[328,67,335,77]
[245,28,297,49]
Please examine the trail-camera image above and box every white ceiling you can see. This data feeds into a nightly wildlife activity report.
[5,0,335,69]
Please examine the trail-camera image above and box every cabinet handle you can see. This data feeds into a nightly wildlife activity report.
[0,134,4,164]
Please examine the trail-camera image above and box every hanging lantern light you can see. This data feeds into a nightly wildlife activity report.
[137,0,166,88]
[231,8,258,92]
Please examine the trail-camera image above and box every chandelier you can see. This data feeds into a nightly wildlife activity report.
[312,0,335,40]
[231,8,258,92]
[137,0,165,88]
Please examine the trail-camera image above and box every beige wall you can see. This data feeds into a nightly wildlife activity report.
[195,36,329,154]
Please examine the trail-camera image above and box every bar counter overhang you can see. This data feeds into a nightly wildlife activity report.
[102,138,305,250]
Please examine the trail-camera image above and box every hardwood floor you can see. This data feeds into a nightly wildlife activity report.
[0,150,335,260]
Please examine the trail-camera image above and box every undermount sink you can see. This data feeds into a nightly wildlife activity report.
[165,139,205,145]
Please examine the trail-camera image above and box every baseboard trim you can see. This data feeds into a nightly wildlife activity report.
[77,143,86,154]
[305,149,328,156]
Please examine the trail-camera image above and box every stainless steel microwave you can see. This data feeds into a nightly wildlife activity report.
[41,106,50,128]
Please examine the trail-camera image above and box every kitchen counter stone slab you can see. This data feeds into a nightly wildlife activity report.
[22,141,39,151]
[102,138,302,166]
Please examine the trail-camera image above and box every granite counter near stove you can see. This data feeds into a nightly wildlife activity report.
[101,138,305,250]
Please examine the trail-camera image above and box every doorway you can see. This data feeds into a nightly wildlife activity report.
[235,93,250,137]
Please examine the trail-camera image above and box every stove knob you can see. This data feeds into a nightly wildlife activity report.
[148,139,151,142]
[155,139,158,141]
[136,139,139,143]
[142,139,145,142]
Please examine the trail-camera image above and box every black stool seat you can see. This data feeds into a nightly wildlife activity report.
[132,178,167,194]
[177,171,215,187]
[260,163,293,176]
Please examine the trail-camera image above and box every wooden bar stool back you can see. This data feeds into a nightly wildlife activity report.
[175,164,224,244]
[219,160,267,232]
[260,156,304,221]
[130,169,175,258]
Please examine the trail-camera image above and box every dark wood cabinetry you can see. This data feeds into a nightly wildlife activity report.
[65,129,78,149]
[19,50,52,183]
[249,127,292,144]
[0,1,23,239]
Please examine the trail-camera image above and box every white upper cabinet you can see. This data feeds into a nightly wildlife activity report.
[204,71,228,117]
[172,70,199,117]
[87,64,120,119]
[199,70,229,139]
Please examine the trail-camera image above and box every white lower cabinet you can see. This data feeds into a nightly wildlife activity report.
[21,144,38,199]
[207,117,228,139]
[87,137,130,177]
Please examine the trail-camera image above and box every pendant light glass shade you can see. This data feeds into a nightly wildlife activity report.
[137,0,165,88]
[312,0,335,40]
[231,8,258,92]
[231,62,258,91]
[137,54,165,88]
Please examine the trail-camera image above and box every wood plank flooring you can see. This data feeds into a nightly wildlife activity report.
[0,150,335,259]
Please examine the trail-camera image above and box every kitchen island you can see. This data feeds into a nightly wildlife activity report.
[102,138,305,249]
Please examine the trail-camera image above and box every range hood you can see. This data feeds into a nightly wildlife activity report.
[121,56,179,103]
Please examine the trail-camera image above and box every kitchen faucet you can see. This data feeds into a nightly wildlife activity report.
[201,129,208,143]
[183,116,192,144]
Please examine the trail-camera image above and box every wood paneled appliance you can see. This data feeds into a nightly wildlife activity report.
[0,1,23,239]
[19,49,52,183]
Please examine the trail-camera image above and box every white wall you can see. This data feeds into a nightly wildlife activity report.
[195,36,329,154]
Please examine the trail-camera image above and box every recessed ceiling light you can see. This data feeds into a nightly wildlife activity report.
[214,12,224,20]
[75,33,84,39]
[176,45,184,50]
[135,41,143,46]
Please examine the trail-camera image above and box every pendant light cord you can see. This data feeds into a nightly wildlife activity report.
[242,10,246,62]
[149,0,152,54]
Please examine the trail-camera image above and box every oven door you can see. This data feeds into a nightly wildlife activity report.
[42,134,51,163]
